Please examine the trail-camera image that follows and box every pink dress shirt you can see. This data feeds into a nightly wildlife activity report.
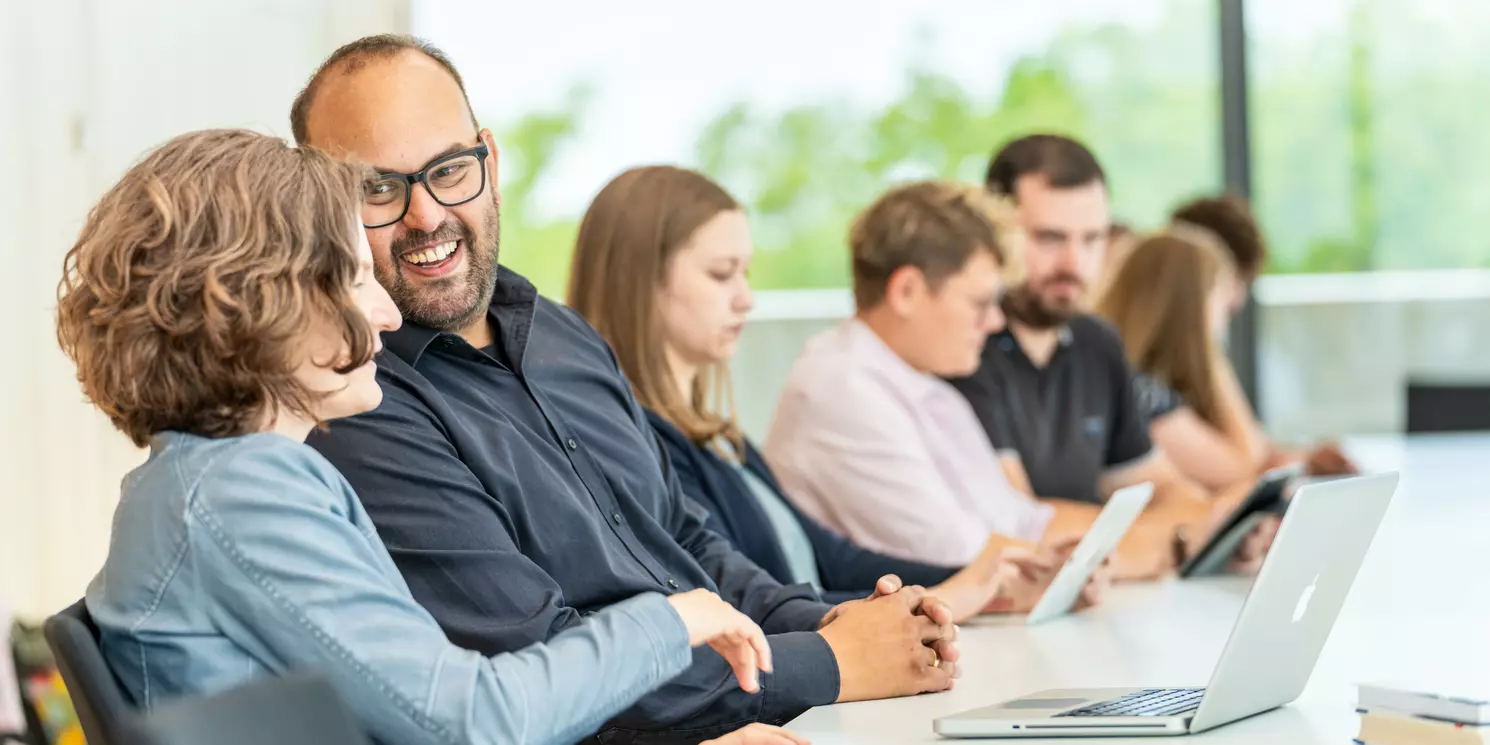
[763,319,1053,566]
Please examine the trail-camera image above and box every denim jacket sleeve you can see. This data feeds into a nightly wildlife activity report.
[185,437,693,745]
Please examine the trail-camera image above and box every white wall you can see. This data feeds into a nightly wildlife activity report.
[1255,271,1490,440]
[0,0,411,621]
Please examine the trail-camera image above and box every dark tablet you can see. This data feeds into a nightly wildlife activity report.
[1178,464,1304,578]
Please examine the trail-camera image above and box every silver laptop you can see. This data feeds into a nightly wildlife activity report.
[934,472,1399,738]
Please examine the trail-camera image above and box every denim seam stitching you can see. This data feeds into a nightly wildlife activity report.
[125,446,209,707]
[187,457,461,745]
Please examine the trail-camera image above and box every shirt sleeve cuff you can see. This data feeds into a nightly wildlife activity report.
[757,594,831,636]
[1103,448,1159,480]
[759,631,840,722]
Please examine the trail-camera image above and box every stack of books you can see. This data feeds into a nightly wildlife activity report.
[1356,684,1490,744]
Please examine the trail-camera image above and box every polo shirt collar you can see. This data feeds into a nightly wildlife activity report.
[382,266,538,367]
[993,323,1075,360]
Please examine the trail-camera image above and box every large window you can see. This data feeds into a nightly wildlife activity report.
[416,0,1220,298]
[1249,0,1490,273]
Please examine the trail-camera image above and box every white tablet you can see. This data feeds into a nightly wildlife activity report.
[1025,482,1154,625]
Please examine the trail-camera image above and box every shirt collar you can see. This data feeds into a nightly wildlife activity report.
[994,323,1073,343]
[992,322,1075,361]
[844,319,947,402]
[382,266,538,367]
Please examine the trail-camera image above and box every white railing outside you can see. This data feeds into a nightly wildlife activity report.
[733,268,1490,443]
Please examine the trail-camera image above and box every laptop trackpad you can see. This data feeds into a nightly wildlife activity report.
[1000,698,1090,710]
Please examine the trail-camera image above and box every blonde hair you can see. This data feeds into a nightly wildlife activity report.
[56,129,373,446]
[850,181,1020,310]
[1095,226,1234,427]
[566,166,744,452]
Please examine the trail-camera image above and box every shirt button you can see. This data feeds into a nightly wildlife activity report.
[565,438,578,451]
[666,579,679,589]
[611,512,623,525]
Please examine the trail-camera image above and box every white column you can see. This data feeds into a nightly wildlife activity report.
[0,0,411,621]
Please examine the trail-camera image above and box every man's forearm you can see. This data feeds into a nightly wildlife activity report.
[758,596,831,636]
[678,507,832,633]
[1109,518,1186,580]
[1114,477,1212,581]
[1039,498,1101,539]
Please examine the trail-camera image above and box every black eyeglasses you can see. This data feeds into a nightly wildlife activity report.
[362,143,491,229]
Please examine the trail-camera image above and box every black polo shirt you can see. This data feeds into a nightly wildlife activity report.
[307,269,837,743]
[947,315,1155,504]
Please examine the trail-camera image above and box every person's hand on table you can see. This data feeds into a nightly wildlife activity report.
[821,575,960,677]
[702,723,811,745]
[930,535,1030,622]
[819,573,955,631]
[667,589,773,693]
[818,578,960,701]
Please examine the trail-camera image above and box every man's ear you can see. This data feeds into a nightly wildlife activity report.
[479,128,500,201]
[883,265,927,318]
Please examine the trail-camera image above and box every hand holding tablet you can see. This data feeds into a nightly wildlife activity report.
[1179,464,1303,578]
[1023,483,1155,625]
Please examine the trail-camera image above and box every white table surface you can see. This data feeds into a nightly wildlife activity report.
[786,434,1490,743]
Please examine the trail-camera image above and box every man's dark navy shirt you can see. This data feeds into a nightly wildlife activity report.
[308,269,838,744]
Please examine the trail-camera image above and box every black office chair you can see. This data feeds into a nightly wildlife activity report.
[123,673,369,745]
[42,600,135,745]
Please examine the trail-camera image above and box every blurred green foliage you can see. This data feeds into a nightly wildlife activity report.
[491,0,1490,299]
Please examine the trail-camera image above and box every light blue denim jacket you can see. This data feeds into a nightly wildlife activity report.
[86,431,693,745]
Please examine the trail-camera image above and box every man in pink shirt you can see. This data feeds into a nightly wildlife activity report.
[764,181,1057,567]
[764,181,1217,577]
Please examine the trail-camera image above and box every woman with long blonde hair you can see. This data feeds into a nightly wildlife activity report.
[1094,227,1269,492]
[566,166,1088,621]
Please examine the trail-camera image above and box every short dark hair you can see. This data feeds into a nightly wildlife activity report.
[1171,194,1267,281]
[985,134,1106,199]
[851,181,1013,310]
[290,34,477,144]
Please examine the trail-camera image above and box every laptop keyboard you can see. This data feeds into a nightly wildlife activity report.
[1054,688,1206,718]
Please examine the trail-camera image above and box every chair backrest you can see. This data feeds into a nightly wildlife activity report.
[1406,380,1490,433]
[123,673,369,745]
[42,600,135,745]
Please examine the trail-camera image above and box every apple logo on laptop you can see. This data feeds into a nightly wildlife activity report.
[1292,574,1319,623]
